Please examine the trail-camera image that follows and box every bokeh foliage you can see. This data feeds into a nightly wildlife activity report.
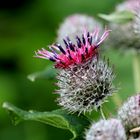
[0,0,135,140]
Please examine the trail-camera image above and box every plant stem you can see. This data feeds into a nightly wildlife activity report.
[99,107,106,120]
[133,53,140,93]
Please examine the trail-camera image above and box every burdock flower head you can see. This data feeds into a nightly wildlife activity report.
[35,28,115,114]
[118,94,140,139]
[107,0,140,52]
[57,14,102,45]
[86,119,126,140]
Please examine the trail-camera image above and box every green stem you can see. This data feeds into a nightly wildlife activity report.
[99,107,106,120]
[133,53,140,93]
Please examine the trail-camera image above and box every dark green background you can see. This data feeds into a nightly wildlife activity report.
[0,0,134,140]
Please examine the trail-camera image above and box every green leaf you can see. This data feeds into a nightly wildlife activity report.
[3,102,90,140]
[27,65,57,82]
[98,10,135,24]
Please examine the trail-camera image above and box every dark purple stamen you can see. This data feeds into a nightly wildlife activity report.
[67,49,70,54]
[88,36,92,45]
[63,39,69,48]
[49,47,57,55]
[76,36,82,48]
[67,37,75,51]
[55,44,66,54]
[73,44,78,51]
[85,47,88,54]
[86,32,92,45]
[82,34,86,45]
[69,44,75,51]
[49,57,56,62]
[81,54,85,61]
[68,54,73,60]
[66,49,72,60]
[53,55,58,59]
[87,32,90,37]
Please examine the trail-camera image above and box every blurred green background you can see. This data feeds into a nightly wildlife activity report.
[0,0,135,140]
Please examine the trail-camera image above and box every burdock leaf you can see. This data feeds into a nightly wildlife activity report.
[98,11,135,24]
[27,65,57,82]
[2,102,90,140]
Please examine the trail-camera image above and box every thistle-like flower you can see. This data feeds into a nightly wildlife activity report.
[107,0,140,52]
[86,119,126,140]
[57,14,102,44]
[35,28,115,114]
[108,23,140,51]
[118,94,140,139]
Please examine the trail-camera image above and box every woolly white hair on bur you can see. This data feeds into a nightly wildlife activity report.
[86,119,126,140]
[56,58,115,114]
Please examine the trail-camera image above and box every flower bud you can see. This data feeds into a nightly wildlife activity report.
[86,119,126,140]
[57,14,102,45]
[107,0,140,52]
[118,94,140,139]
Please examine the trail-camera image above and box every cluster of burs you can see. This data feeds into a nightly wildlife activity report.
[35,0,140,139]
[86,0,140,139]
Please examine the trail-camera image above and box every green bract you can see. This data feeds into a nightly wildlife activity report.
[99,11,135,24]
